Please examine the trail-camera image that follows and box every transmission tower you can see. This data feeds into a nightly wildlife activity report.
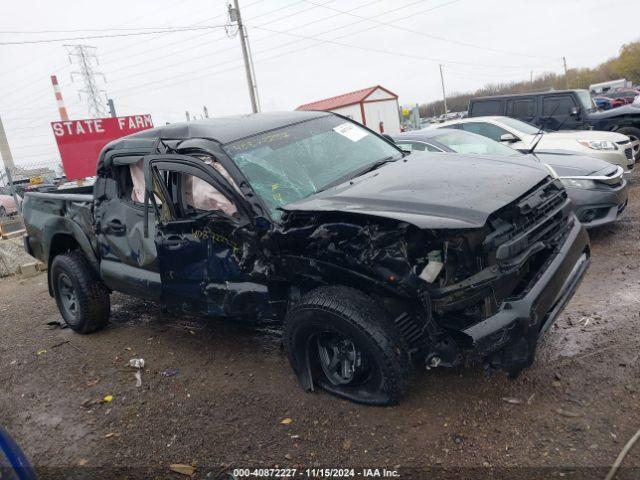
[65,44,108,118]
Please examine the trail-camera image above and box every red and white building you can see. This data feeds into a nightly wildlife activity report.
[296,85,401,134]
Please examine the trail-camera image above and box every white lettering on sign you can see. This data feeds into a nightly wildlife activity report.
[52,119,110,136]
[115,115,153,130]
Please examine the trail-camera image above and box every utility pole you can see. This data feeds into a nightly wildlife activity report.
[0,116,20,207]
[185,111,191,122]
[66,44,108,118]
[229,0,260,113]
[439,64,448,115]
[563,56,569,89]
[530,70,533,86]
[107,98,117,118]
[0,116,16,173]
[203,106,209,118]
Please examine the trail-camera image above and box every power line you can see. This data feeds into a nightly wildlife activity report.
[103,0,319,76]
[302,0,559,61]
[0,25,230,45]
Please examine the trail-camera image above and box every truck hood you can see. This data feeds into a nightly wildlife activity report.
[588,103,640,120]
[282,152,549,229]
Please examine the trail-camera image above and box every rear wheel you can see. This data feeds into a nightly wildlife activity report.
[50,251,110,333]
[0,206,6,218]
[284,286,411,406]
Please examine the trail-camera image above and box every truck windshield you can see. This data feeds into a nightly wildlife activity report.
[223,116,402,219]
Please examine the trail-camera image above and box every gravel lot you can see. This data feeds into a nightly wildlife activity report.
[1,173,640,480]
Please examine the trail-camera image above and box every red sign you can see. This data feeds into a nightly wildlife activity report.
[51,114,154,180]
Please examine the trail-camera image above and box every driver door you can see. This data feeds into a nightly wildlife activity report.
[142,154,264,317]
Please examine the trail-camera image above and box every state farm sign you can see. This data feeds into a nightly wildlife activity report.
[52,114,153,180]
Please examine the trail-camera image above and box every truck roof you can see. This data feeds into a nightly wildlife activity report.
[110,110,330,148]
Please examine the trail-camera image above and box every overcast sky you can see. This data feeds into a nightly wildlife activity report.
[0,0,637,170]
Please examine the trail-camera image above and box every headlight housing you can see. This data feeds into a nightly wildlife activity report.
[560,178,597,189]
[578,139,618,151]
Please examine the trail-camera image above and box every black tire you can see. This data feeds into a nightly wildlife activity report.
[50,251,110,333]
[0,206,6,218]
[618,126,640,160]
[284,286,411,406]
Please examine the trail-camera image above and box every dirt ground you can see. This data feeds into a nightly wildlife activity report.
[2,174,640,480]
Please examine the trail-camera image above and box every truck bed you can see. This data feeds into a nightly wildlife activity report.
[22,190,97,265]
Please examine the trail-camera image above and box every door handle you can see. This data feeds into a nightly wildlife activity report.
[163,235,188,249]
[107,220,126,233]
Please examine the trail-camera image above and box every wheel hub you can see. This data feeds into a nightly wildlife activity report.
[57,273,78,317]
[317,334,363,385]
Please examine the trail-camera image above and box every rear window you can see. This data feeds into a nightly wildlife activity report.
[470,100,503,116]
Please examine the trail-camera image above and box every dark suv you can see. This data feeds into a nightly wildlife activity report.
[468,89,640,155]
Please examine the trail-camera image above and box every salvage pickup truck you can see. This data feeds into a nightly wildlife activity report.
[23,111,590,405]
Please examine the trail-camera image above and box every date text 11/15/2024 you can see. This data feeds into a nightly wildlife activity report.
[232,468,400,478]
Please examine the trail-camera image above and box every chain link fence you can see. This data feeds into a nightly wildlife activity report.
[0,169,25,237]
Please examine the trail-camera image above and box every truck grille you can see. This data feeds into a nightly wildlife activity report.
[484,178,569,267]
[624,147,633,160]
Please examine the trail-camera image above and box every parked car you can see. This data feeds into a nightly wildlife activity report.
[391,129,628,228]
[22,111,590,405]
[467,89,640,158]
[593,97,621,110]
[601,89,640,105]
[435,115,636,171]
[0,194,20,217]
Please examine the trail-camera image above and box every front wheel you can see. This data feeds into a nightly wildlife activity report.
[284,286,411,406]
[50,251,110,333]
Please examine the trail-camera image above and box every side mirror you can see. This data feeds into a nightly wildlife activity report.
[570,106,580,116]
[500,133,518,143]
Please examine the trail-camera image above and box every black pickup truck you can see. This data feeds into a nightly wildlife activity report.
[23,111,590,405]
[468,89,640,155]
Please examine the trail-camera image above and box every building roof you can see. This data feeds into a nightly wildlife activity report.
[296,85,398,111]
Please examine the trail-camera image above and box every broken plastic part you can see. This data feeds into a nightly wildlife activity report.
[419,250,443,283]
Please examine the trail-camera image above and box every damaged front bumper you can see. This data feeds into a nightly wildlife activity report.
[457,217,590,375]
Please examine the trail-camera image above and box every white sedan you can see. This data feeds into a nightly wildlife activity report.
[434,115,637,171]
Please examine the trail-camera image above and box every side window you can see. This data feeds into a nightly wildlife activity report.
[470,100,502,116]
[395,142,414,151]
[506,99,535,118]
[542,95,576,116]
[183,174,238,216]
[148,159,240,222]
[460,122,508,142]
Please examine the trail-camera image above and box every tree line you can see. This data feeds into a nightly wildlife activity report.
[420,40,640,117]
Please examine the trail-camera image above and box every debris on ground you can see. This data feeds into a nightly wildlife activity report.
[501,397,522,405]
[129,358,145,387]
[169,463,195,476]
[0,237,35,278]
[161,368,179,377]
[280,418,294,425]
